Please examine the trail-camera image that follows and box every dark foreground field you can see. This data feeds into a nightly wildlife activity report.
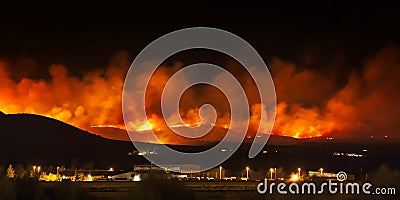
[2,167,398,200]
[42,176,400,200]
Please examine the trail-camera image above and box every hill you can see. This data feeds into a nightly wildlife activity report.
[90,124,307,146]
[0,111,5,118]
[0,113,137,169]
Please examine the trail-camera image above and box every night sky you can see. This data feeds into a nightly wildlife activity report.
[1,1,400,141]
[1,2,398,74]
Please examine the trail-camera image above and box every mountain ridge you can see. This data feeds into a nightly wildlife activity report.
[0,113,135,169]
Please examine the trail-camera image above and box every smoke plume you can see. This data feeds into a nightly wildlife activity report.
[0,46,399,141]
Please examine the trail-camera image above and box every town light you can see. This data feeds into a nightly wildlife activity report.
[290,173,300,182]
[87,174,92,181]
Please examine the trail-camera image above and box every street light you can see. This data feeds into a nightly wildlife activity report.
[246,166,250,179]
[37,166,41,173]
[269,168,274,180]
[219,166,222,179]
[298,168,301,177]
[320,168,323,176]
[274,168,277,180]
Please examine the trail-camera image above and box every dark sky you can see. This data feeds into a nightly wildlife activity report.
[1,1,399,77]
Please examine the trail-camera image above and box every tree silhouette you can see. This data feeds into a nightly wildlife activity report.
[15,164,27,179]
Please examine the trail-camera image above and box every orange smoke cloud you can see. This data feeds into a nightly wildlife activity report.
[271,46,400,139]
[269,57,337,138]
[0,52,128,132]
[1,47,399,142]
[326,46,400,139]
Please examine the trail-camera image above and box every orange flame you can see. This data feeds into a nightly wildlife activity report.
[1,47,399,141]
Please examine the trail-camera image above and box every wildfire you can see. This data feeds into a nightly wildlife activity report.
[278,126,325,139]
[1,47,399,141]
[90,124,126,130]
[133,121,153,132]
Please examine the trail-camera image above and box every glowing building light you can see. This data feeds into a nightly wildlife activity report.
[133,174,141,182]
[290,173,300,182]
